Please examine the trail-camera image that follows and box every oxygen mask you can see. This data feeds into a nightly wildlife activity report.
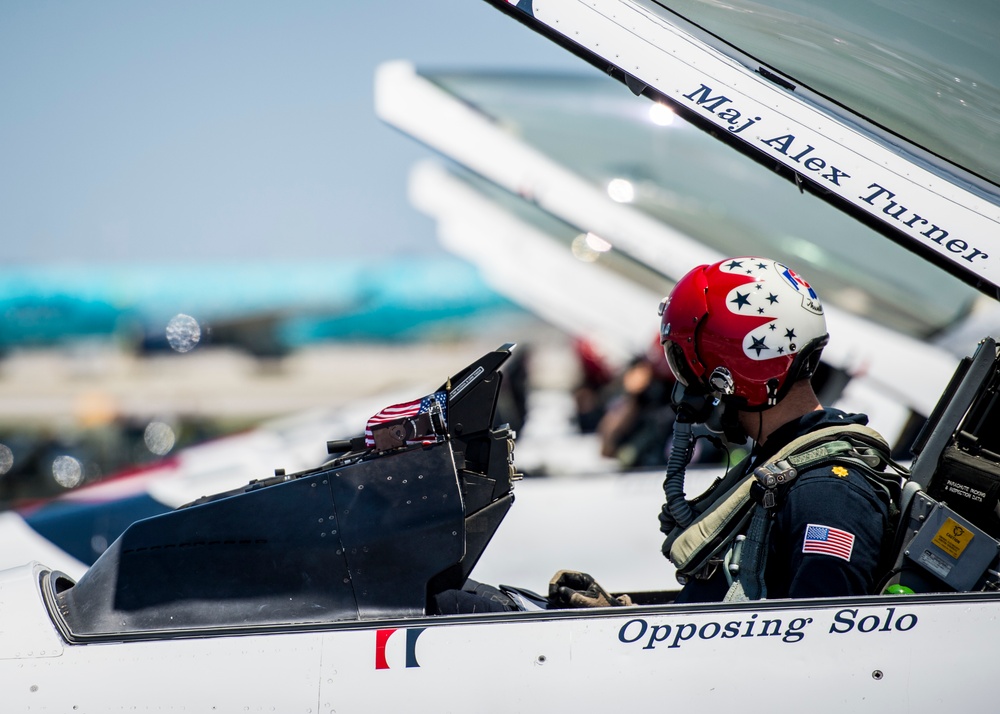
[670,379,746,447]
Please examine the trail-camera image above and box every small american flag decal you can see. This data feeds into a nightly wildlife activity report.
[364,391,447,449]
[802,523,855,561]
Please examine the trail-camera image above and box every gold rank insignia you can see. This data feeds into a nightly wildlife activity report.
[832,466,849,478]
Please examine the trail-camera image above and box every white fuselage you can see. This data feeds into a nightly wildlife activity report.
[2,562,994,712]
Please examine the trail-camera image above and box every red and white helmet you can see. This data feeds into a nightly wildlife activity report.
[659,256,828,410]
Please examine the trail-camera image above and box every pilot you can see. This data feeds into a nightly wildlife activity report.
[656,256,894,602]
[548,256,896,609]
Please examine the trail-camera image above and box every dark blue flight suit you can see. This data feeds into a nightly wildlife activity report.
[677,408,891,602]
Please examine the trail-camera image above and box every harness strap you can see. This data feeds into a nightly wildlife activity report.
[670,424,893,579]
[724,503,772,601]
[727,424,895,600]
[668,476,755,570]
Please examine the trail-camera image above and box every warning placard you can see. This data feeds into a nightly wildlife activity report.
[932,517,975,559]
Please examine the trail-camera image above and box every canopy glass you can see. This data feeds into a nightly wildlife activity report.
[425,69,977,338]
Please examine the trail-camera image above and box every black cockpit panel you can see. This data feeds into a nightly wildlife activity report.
[51,344,519,639]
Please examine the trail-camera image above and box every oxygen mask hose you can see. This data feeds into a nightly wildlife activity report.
[660,385,726,551]
[659,418,697,536]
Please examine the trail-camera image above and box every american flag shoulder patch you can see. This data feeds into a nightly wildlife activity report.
[802,523,855,562]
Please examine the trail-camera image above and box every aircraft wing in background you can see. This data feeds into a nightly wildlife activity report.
[376,59,969,449]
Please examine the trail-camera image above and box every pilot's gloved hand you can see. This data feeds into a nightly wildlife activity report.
[548,570,633,608]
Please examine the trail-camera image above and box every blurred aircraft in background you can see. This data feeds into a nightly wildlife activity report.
[0,255,523,358]
[375,58,998,454]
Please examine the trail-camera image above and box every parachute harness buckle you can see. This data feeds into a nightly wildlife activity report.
[752,459,798,509]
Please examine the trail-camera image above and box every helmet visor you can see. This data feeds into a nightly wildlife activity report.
[663,339,699,390]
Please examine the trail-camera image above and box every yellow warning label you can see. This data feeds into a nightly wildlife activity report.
[932,517,974,559]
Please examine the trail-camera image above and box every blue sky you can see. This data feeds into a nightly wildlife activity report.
[0,1,583,265]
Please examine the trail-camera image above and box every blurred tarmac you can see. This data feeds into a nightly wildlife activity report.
[0,335,576,428]
[0,334,587,503]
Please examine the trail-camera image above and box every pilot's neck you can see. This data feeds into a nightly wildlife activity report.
[740,380,822,447]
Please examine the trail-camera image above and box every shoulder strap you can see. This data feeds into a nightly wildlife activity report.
[669,424,893,575]
[775,423,890,467]
[668,475,756,570]
[753,424,894,507]
[727,424,899,601]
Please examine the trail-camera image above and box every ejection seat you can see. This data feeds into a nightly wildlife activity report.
[882,336,1000,595]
